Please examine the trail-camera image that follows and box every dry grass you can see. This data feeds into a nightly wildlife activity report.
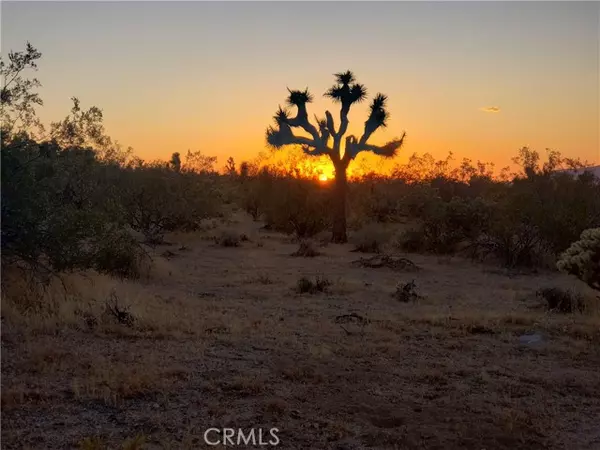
[2,214,599,449]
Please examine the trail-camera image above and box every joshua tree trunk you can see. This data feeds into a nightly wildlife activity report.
[332,162,348,243]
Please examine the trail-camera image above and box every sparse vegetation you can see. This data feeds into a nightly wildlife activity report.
[392,280,423,302]
[291,240,320,257]
[216,229,242,247]
[104,290,135,327]
[350,223,391,253]
[296,275,331,294]
[352,254,421,272]
[536,287,585,314]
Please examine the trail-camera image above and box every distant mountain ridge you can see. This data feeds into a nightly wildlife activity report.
[557,165,600,178]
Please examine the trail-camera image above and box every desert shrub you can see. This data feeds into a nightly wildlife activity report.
[349,175,408,223]
[296,276,331,294]
[350,224,391,253]
[536,287,584,313]
[120,163,221,244]
[104,290,136,327]
[425,196,492,251]
[395,196,492,254]
[474,222,550,269]
[557,228,600,290]
[388,149,600,268]
[1,44,224,292]
[1,49,148,284]
[253,273,274,284]
[0,134,143,280]
[393,280,423,302]
[505,148,600,255]
[291,240,320,257]
[91,231,149,279]
[262,174,333,238]
[471,165,599,268]
[239,166,272,221]
[216,229,241,247]
[394,229,428,253]
[395,184,441,219]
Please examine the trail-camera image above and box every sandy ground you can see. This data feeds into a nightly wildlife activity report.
[2,218,599,450]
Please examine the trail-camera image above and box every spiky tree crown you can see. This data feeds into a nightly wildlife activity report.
[286,88,313,107]
[266,70,406,165]
[368,94,389,128]
[324,70,367,107]
[274,106,290,125]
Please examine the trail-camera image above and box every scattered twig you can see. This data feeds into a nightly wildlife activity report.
[105,290,135,327]
[352,254,421,271]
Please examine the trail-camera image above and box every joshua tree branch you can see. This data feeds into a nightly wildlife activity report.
[358,126,376,146]
[287,114,322,145]
[301,144,330,157]
[266,123,331,156]
[325,111,336,136]
[337,105,350,139]
[343,132,406,164]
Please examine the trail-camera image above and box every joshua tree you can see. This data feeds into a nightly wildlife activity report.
[266,70,406,242]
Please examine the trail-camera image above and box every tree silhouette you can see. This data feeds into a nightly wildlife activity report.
[225,156,236,175]
[266,70,406,242]
[170,152,181,172]
[0,42,43,136]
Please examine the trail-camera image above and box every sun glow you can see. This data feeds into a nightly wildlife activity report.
[251,147,402,181]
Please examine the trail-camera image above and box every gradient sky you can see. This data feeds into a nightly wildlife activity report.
[2,1,599,168]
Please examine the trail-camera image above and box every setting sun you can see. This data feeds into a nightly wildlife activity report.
[318,174,329,182]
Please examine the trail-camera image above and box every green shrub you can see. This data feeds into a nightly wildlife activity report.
[92,231,149,279]
[120,163,221,244]
[0,135,143,280]
[0,44,224,287]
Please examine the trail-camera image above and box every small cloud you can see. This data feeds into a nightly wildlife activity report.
[480,106,500,113]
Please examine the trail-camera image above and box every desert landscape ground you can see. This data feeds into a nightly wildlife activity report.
[2,213,599,450]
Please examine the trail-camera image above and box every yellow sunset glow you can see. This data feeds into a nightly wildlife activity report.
[318,173,329,182]
[3,2,597,171]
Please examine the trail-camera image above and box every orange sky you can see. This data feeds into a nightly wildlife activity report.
[2,2,599,170]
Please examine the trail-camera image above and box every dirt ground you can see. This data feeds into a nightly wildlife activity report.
[2,216,600,450]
